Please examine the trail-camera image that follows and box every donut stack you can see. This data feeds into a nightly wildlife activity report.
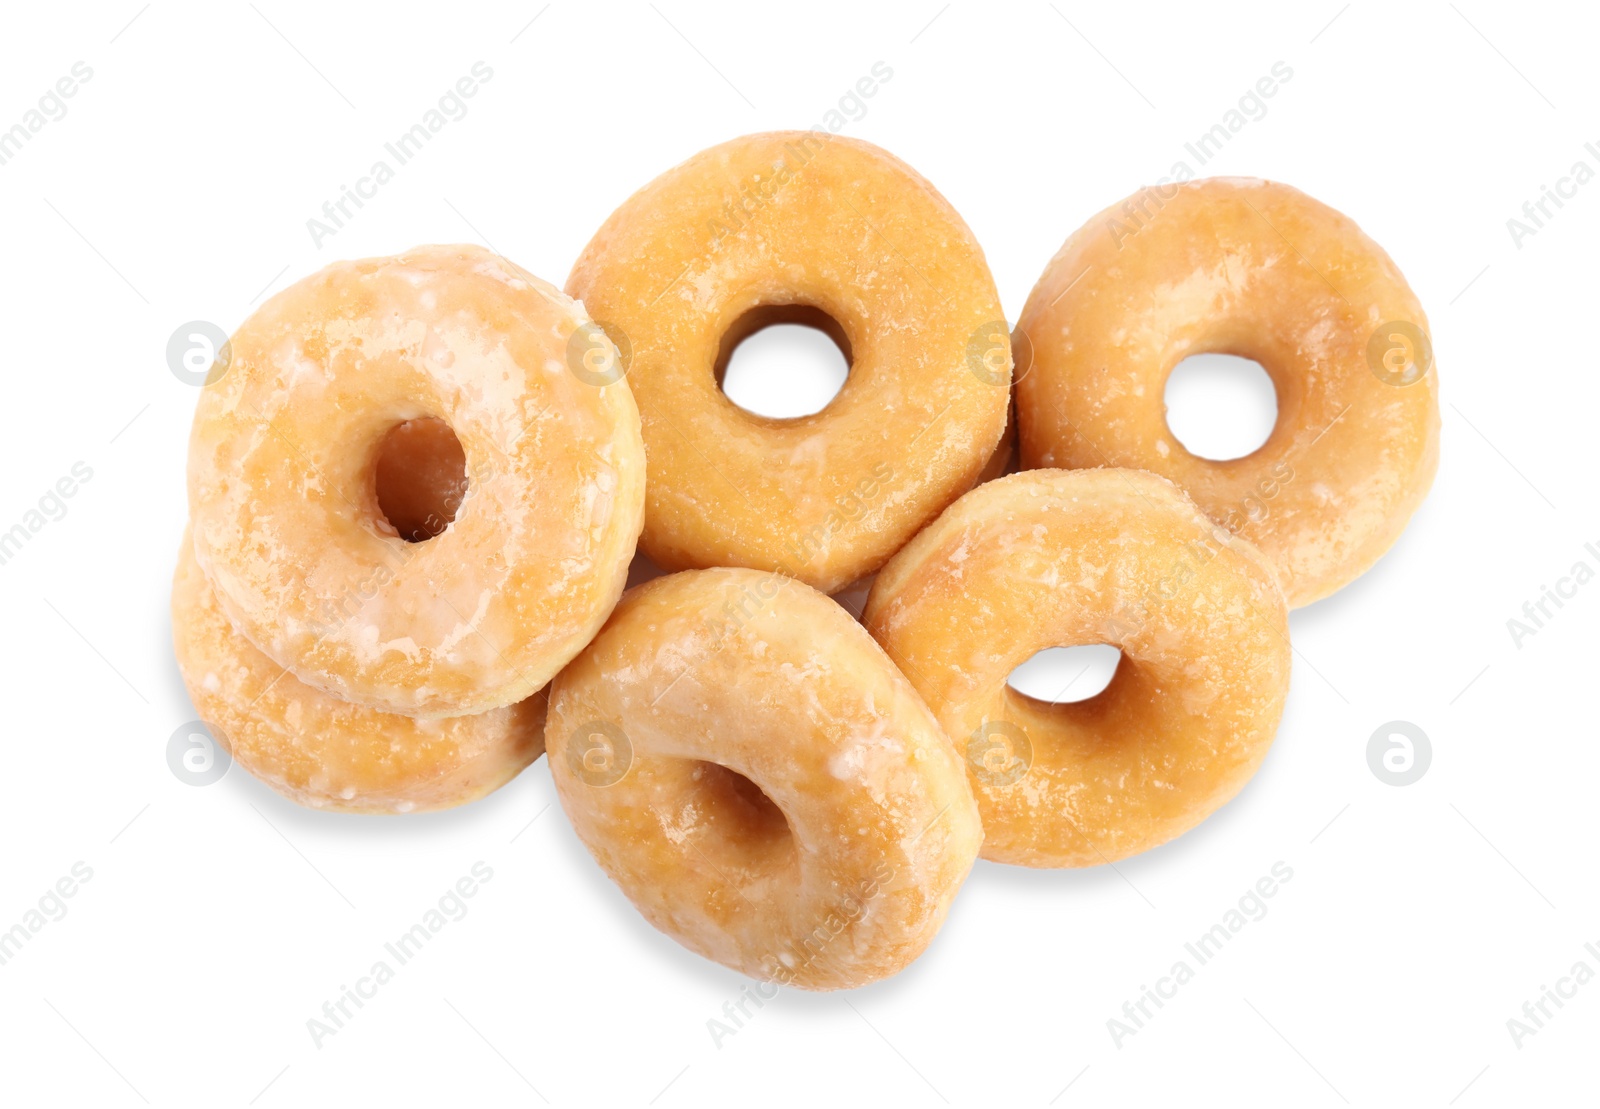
[176,247,646,811]
[172,133,1439,989]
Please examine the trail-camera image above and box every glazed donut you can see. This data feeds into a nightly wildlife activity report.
[546,567,982,989]
[171,533,544,813]
[567,132,1011,595]
[863,469,1291,868]
[187,245,646,716]
[1015,177,1440,607]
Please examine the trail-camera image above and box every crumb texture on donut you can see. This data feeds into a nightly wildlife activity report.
[187,244,645,716]
[567,132,1011,594]
[1016,177,1440,607]
[546,567,982,989]
[171,532,545,813]
[866,469,1291,867]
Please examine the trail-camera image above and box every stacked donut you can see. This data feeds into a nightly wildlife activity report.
[175,247,646,810]
[172,133,1439,990]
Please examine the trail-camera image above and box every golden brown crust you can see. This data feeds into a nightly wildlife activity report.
[187,245,645,716]
[171,531,544,814]
[865,469,1291,867]
[566,132,1011,594]
[546,567,982,989]
[1015,177,1440,607]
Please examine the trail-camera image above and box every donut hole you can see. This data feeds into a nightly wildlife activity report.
[715,304,851,419]
[689,761,796,873]
[1163,353,1278,461]
[1007,644,1122,705]
[373,417,469,542]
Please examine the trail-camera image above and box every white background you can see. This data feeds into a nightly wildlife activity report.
[0,1,1594,1105]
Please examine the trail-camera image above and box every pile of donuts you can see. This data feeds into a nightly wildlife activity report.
[173,132,1438,990]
